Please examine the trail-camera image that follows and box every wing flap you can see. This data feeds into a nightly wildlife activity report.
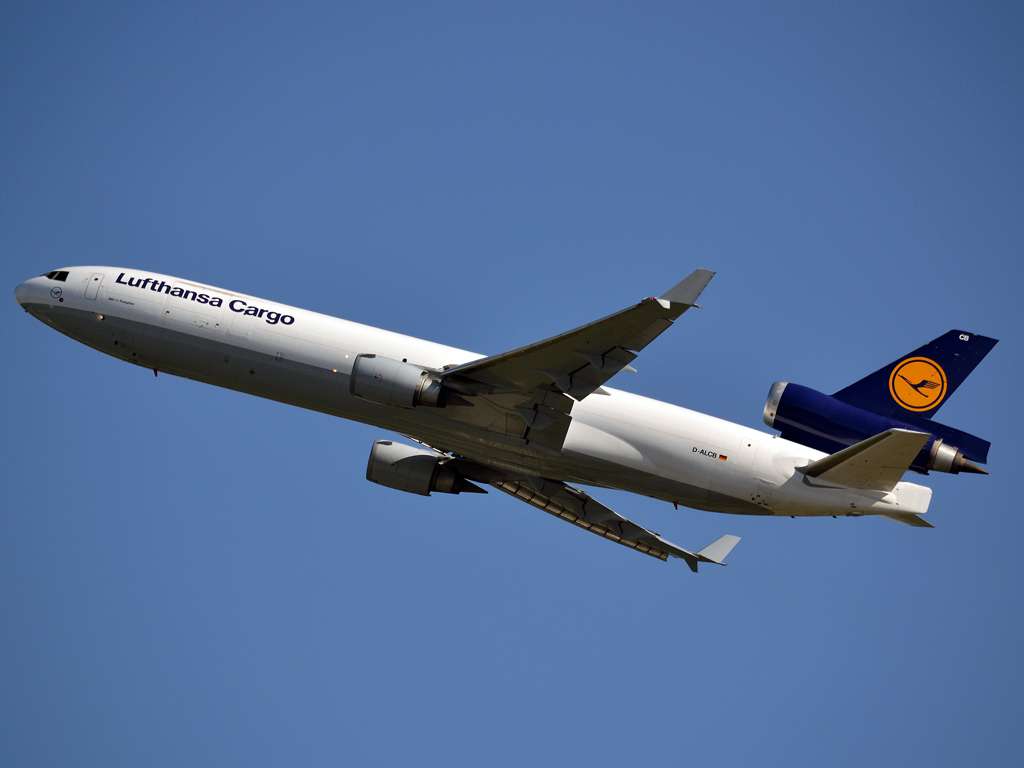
[802,428,931,492]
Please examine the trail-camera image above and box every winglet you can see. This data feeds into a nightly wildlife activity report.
[660,269,716,306]
[681,534,741,572]
[698,534,741,563]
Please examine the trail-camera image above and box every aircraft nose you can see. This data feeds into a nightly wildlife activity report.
[13,276,50,308]
[14,279,32,308]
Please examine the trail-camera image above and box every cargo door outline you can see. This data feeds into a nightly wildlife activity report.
[735,438,759,468]
[227,305,255,341]
[751,479,775,509]
[163,282,224,332]
[84,273,104,300]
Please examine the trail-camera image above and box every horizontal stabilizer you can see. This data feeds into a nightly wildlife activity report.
[802,429,931,492]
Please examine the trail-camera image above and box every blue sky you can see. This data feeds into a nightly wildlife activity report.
[2,2,1022,765]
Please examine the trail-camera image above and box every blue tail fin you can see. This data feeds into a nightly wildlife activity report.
[833,330,998,420]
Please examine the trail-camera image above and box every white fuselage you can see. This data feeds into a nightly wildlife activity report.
[14,267,932,520]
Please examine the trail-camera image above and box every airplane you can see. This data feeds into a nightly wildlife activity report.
[14,267,997,571]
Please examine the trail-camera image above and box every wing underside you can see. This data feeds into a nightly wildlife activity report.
[488,474,739,571]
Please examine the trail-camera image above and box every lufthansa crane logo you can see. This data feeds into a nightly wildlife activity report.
[888,357,947,412]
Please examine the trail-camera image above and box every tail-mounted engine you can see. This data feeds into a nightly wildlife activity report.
[763,381,988,475]
[366,440,486,496]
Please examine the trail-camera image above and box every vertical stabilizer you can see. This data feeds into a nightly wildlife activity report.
[832,330,997,419]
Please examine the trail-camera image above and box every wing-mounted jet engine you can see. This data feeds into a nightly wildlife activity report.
[350,354,472,408]
[763,330,997,475]
[365,440,487,496]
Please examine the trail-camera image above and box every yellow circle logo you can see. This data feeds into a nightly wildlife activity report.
[888,357,947,412]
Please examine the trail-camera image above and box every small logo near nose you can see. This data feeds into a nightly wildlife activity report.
[50,287,62,299]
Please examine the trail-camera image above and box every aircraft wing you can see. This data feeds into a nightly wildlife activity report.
[489,473,739,571]
[438,269,715,451]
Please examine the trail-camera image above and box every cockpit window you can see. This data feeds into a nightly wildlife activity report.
[41,271,68,281]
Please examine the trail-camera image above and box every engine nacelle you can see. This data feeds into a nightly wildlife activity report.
[763,381,985,475]
[350,354,446,408]
[366,440,483,495]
